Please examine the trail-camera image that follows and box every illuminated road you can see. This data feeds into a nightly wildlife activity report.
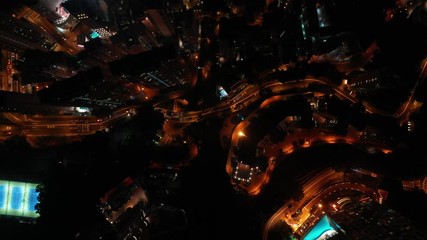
[0,106,137,141]
[157,54,427,125]
[225,93,392,196]
[402,175,427,195]
[393,58,427,124]
[155,75,395,123]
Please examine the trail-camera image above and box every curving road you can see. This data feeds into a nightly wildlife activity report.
[225,92,392,196]
[156,54,427,125]
[155,75,396,123]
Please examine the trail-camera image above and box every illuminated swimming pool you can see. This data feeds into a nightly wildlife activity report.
[0,180,40,218]
[302,215,339,240]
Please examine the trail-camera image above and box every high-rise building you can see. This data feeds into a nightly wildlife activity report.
[105,0,134,29]
[29,3,62,23]
[174,11,199,52]
[0,13,57,54]
[82,37,127,64]
[109,45,196,91]
[0,50,22,92]
[144,9,175,38]
[300,0,319,41]
[74,12,117,40]
[36,0,78,29]
[14,5,82,55]
[110,24,159,54]
[97,177,150,240]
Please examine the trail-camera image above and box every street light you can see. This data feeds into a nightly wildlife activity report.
[238,131,246,137]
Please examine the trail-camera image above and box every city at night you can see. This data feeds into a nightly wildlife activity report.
[0,0,426,240]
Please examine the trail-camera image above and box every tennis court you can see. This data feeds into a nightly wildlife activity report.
[0,185,5,210]
[11,186,23,210]
[28,188,38,212]
[0,180,40,218]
